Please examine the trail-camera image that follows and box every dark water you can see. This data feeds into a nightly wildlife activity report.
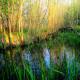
[0,43,80,80]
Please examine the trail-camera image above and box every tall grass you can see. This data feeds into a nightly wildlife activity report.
[0,0,80,45]
[0,0,24,45]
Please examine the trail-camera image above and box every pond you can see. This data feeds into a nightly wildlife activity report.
[0,40,80,80]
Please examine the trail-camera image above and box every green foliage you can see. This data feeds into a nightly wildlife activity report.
[0,0,8,15]
[64,0,80,27]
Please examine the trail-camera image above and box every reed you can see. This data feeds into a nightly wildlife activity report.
[0,0,80,46]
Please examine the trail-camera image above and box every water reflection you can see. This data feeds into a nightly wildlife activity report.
[43,48,50,69]
[0,54,5,70]
[51,47,65,65]
[0,45,80,79]
[65,48,76,79]
[22,51,32,65]
[22,50,41,76]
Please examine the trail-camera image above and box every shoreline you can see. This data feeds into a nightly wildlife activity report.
[0,27,80,50]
